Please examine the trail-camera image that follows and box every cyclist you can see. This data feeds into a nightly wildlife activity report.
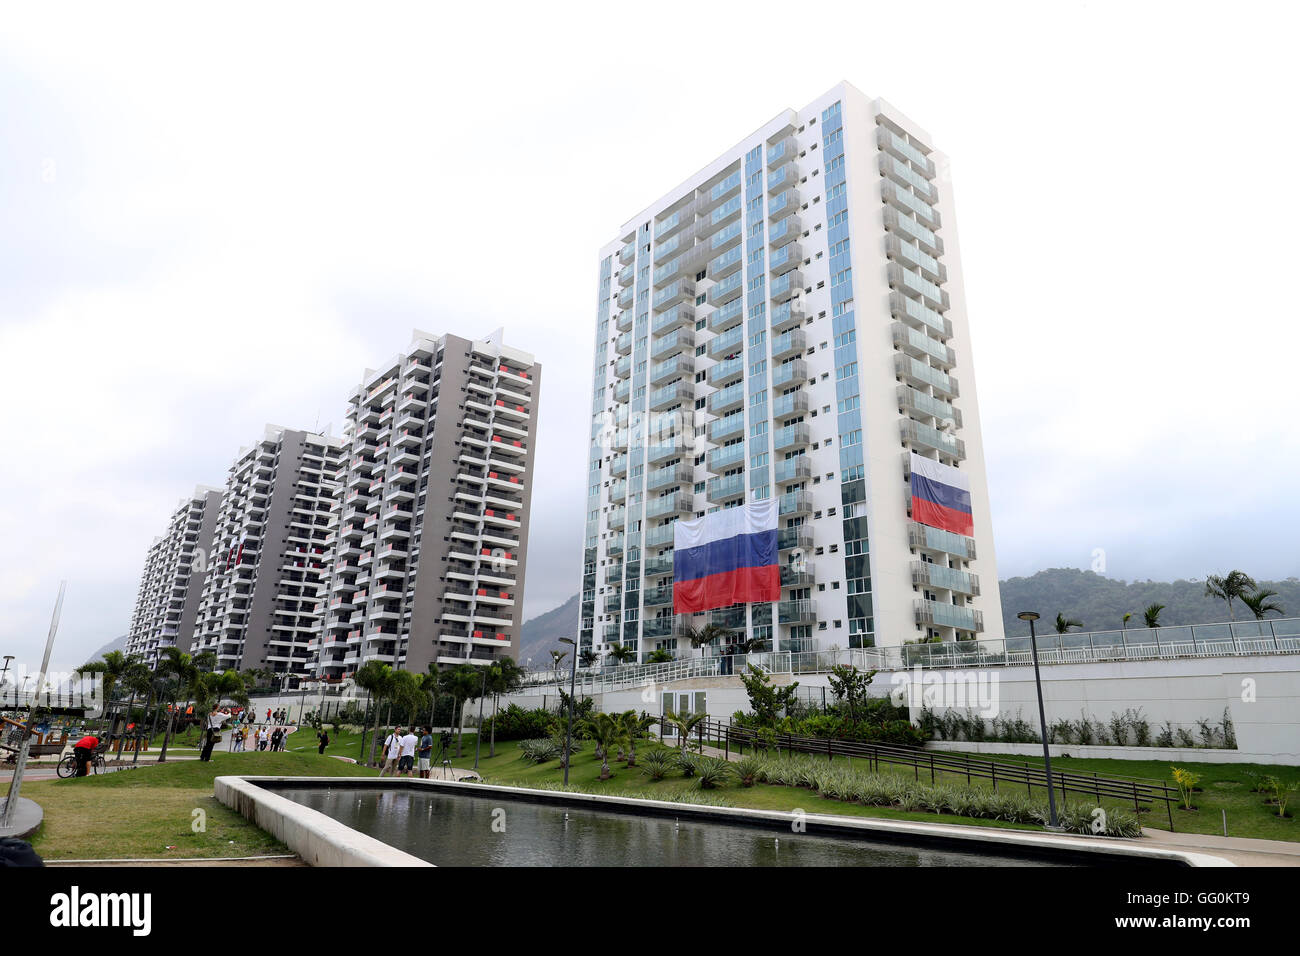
[72,733,99,777]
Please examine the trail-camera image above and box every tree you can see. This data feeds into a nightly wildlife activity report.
[484,657,524,757]
[1122,612,1132,630]
[353,660,395,764]
[587,712,624,779]
[1053,613,1082,635]
[617,710,657,766]
[548,649,568,673]
[662,708,706,751]
[578,648,599,668]
[827,664,876,722]
[439,665,482,758]
[738,664,799,725]
[646,649,673,664]
[607,643,636,665]
[1204,570,1258,622]
[1241,589,1284,620]
[1143,603,1166,629]
[685,623,730,654]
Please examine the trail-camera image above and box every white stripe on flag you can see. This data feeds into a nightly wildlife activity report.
[673,499,777,552]
[910,452,970,491]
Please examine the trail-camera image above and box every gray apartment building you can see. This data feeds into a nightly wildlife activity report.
[312,329,540,678]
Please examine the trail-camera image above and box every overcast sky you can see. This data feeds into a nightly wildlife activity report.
[3,1,1297,673]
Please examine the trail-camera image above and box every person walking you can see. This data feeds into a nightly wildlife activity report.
[317,728,329,755]
[199,706,225,762]
[270,726,283,752]
[379,727,403,775]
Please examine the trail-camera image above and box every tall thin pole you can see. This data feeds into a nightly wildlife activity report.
[473,669,487,771]
[3,581,67,828]
[563,645,578,786]
[1028,617,1060,829]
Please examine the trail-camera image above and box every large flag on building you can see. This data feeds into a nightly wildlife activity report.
[672,499,780,614]
[909,452,973,536]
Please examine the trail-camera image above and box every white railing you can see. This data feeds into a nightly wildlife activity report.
[516,618,1300,694]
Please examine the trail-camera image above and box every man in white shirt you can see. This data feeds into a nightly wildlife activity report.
[398,728,419,776]
[380,727,404,776]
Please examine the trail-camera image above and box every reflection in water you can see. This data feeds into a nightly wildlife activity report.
[275,787,1070,867]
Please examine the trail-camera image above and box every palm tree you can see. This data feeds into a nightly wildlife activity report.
[439,665,482,758]
[663,707,706,751]
[1204,570,1258,621]
[1122,612,1132,630]
[1241,589,1284,620]
[685,623,730,655]
[155,647,206,761]
[587,712,624,779]
[1053,613,1082,635]
[645,649,673,664]
[618,710,657,766]
[1143,603,1165,629]
[482,657,524,758]
[578,648,599,669]
[607,642,637,665]
[353,660,395,764]
[548,649,568,674]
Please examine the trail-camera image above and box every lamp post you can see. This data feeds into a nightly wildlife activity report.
[1018,611,1061,830]
[559,638,578,785]
[473,666,488,771]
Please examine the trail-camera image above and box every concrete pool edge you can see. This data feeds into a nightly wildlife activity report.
[214,775,432,867]
[222,775,1233,867]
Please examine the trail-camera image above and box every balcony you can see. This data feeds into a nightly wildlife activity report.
[707,245,743,281]
[890,290,953,339]
[768,189,800,221]
[615,354,632,379]
[707,324,744,361]
[610,454,627,477]
[647,463,692,491]
[607,507,626,530]
[883,206,943,258]
[876,125,937,178]
[900,419,966,461]
[911,560,981,596]
[897,385,962,429]
[706,473,746,503]
[767,134,796,167]
[778,599,817,625]
[605,564,624,585]
[646,492,693,518]
[888,262,949,313]
[780,564,815,588]
[768,215,801,247]
[886,234,945,285]
[642,585,673,607]
[616,309,633,332]
[710,221,742,253]
[707,296,743,333]
[608,479,627,503]
[768,242,802,276]
[777,490,812,517]
[618,286,633,310]
[650,354,694,385]
[707,381,744,416]
[777,527,812,552]
[653,279,695,312]
[618,262,635,287]
[771,328,806,360]
[615,331,632,355]
[773,455,812,484]
[880,152,937,203]
[607,533,625,556]
[652,327,695,360]
[613,380,631,404]
[654,205,693,242]
[770,300,805,333]
[771,359,808,389]
[894,354,958,399]
[706,440,745,473]
[619,242,636,265]
[908,521,976,559]
[652,303,695,335]
[645,524,676,548]
[771,390,810,419]
[767,161,799,193]
[706,271,744,308]
[882,180,940,230]
[604,593,622,613]
[914,599,984,633]
[773,422,811,452]
[707,413,745,444]
[770,270,803,304]
[649,381,690,410]
[708,355,744,388]
[647,437,690,464]
[892,322,955,369]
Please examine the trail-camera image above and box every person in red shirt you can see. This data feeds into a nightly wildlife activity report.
[73,734,99,777]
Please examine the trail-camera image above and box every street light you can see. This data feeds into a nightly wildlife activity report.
[558,638,578,785]
[1018,611,1061,830]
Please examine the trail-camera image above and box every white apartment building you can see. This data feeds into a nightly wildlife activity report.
[189,425,344,683]
[125,485,224,668]
[579,81,1003,662]
[312,329,540,679]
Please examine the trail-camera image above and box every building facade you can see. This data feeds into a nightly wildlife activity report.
[312,329,540,679]
[124,485,224,668]
[579,81,1003,662]
[188,425,344,683]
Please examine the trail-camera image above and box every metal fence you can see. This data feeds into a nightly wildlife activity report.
[679,716,1178,830]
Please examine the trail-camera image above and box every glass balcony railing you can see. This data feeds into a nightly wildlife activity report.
[908,521,976,559]
[914,599,984,633]
[707,381,745,415]
[771,359,807,388]
[706,473,745,502]
[768,215,801,247]
[707,296,744,333]
[773,455,812,484]
[773,422,811,451]
[770,300,805,332]
[708,355,745,388]
[897,385,961,428]
[652,303,695,335]
[707,324,744,360]
[770,270,803,303]
[707,413,745,443]
[911,560,980,596]
[706,444,746,472]
[767,135,795,166]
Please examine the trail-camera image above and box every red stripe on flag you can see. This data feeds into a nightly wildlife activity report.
[672,564,780,614]
[911,497,974,536]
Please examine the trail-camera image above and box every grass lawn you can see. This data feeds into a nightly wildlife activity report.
[24,750,377,861]
[445,740,1046,834]
[926,751,1300,842]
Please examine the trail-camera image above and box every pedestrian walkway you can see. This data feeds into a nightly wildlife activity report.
[1141,826,1300,867]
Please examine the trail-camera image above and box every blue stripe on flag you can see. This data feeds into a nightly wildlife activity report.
[911,473,972,515]
[673,529,778,583]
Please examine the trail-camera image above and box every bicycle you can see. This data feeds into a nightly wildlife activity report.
[56,747,106,779]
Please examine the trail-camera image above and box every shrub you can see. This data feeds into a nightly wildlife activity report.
[484,705,559,742]
[1171,766,1200,810]
[676,750,700,778]
[734,756,764,788]
[639,748,676,781]
[696,756,735,789]
[519,738,562,764]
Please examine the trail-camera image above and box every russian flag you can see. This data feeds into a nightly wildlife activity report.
[910,452,973,536]
[672,500,780,614]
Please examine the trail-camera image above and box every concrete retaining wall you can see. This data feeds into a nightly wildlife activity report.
[213,775,431,867]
